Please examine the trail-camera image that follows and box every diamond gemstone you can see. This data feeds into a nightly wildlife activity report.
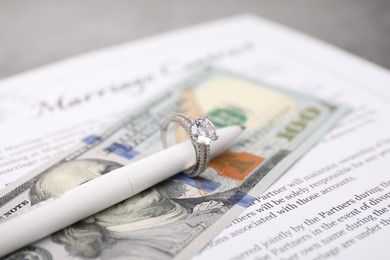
[191,117,218,145]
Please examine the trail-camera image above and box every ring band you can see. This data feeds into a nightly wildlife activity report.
[161,113,218,177]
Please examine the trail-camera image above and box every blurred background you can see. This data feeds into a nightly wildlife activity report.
[0,0,389,79]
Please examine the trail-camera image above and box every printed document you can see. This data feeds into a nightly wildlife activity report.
[0,14,390,259]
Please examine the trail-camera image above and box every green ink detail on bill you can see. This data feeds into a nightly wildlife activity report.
[276,106,321,142]
[207,107,247,127]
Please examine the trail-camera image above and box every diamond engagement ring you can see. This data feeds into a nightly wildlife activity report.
[161,113,218,177]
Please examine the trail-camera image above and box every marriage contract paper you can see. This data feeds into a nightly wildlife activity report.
[1,15,390,259]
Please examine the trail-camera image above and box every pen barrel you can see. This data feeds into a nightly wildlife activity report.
[124,141,197,195]
[0,125,242,257]
[0,172,134,257]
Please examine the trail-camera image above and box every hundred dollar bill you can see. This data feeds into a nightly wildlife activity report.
[0,67,347,259]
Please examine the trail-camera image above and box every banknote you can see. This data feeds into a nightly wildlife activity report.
[0,67,348,259]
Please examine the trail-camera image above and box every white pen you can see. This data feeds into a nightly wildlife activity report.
[0,125,243,256]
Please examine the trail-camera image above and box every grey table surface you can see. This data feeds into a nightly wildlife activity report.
[0,0,389,80]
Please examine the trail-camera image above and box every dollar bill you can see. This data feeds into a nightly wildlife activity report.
[0,67,347,259]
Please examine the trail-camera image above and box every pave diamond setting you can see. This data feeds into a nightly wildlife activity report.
[190,117,218,145]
